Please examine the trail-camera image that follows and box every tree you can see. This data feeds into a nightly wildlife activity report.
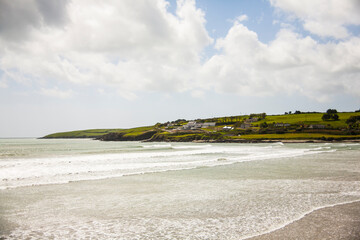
[346,116,360,129]
[322,109,339,121]
[322,114,331,121]
[260,122,268,129]
[327,109,338,114]
[346,116,360,124]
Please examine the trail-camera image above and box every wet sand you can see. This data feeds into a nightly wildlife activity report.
[247,201,360,240]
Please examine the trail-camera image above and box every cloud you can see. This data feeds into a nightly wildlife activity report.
[0,0,359,104]
[0,0,69,41]
[0,0,212,99]
[40,87,74,99]
[200,21,360,102]
[269,0,360,39]
[236,15,248,23]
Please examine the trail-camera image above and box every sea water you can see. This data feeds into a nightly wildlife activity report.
[0,139,360,239]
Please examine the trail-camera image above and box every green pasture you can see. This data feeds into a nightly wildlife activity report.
[43,129,122,138]
[43,126,154,138]
[255,112,360,128]
[232,133,360,140]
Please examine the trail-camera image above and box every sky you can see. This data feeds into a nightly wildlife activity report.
[1,0,360,137]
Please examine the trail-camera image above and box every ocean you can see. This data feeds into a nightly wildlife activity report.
[0,139,359,239]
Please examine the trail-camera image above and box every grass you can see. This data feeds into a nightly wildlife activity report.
[119,126,155,137]
[43,129,122,138]
[232,133,360,140]
[255,112,360,128]
[43,126,154,138]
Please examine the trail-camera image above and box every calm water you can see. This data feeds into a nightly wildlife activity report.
[1,139,360,239]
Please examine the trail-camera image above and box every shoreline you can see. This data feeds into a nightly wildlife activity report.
[37,137,360,143]
[245,200,360,240]
[145,138,360,144]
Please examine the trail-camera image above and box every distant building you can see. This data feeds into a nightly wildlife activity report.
[274,123,291,127]
[182,121,203,130]
[223,126,233,131]
[192,123,203,130]
[240,123,251,129]
[202,122,216,128]
[308,124,326,129]
[245,117,259,123]
[182,121,195,130]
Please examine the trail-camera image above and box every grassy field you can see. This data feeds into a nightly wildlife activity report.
[254,112,360,128]
[43,129,122,138]
[43,126,154,138]
[232,133,360,140]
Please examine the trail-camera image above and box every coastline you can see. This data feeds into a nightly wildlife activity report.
[145,138,360,144]
[246,201,360,240]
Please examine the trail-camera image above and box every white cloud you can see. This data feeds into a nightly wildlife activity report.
[1,0,359,104]
[236,15,248,23]
[0,0,212,99]
[200,21,360,102]
[40,87,74,99]
[269,0,360,39]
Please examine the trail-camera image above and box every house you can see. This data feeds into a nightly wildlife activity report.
[202,122,216,128]
[274,123,291,127]
[223,126,233,131]
[245,117,259,123]
[308,124,326,129]
[192,123,203,130]
[240,123,251,129]
[182,121,195,130]
[182,121,203,130]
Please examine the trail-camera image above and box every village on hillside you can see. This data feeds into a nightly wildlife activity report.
[160,113,328,133]
[144,109,360,142]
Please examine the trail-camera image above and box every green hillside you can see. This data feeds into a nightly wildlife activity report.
[43,126,154,139]
[43,111,360,142]
[255,112,359,128]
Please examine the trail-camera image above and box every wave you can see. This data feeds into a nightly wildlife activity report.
[0,144,333,189]
[171,144,212,149]
[141,144,172,149]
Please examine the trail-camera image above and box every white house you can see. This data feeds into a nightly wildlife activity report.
[223,126,233,131]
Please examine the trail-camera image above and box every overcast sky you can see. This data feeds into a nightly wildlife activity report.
[1,0,360,137]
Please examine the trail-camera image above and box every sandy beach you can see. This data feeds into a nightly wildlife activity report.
[247,201,360,240]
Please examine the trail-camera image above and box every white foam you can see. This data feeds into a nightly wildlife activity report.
[172,144,212,149]
[0,143,330,189]
[141,144,172,149]
[241,199,360,240]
